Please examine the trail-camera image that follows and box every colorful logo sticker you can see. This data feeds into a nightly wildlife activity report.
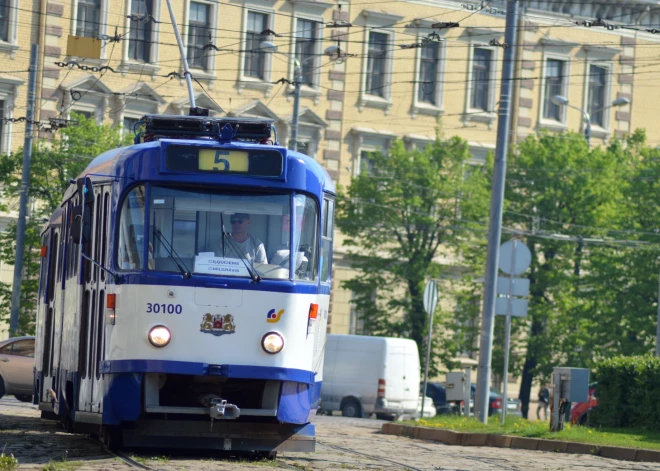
[200,313,236,336]
[267,309,285,323]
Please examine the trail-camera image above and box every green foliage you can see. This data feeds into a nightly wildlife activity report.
[0,453,18,471]
[336,138,490,374]
[593,355,660,428]
[0,113,133,335]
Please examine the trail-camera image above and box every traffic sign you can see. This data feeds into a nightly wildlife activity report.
[495,298,529,317]
[423,280,438,316]
[496,277,530,297]
[499,240,531,275]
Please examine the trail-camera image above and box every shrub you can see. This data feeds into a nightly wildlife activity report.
[593,355,660,428]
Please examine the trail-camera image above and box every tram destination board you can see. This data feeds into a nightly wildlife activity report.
[165,145,283,176]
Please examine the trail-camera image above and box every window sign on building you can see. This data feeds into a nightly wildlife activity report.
[366,32,388,97]
[295,19,318,87]
[128,0,152,62]
[471,48,492,111]
[588,65,608,127]
[244,11,268,79]
[187,2,210,70]
[77,0,101,38]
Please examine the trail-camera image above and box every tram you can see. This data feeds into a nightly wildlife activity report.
[34,114,334,456]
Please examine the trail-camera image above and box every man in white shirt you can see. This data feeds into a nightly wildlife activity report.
[213,213,268,264]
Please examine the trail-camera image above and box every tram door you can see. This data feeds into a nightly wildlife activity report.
[78,185,111,413]
[39,227,61,403]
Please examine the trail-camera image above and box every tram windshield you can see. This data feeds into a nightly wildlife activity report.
[117,185,319,281]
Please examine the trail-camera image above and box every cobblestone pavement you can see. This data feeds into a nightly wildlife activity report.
[2,396,660,470]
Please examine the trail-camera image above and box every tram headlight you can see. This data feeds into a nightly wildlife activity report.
[148,325,171,347]
[261,332,284,354]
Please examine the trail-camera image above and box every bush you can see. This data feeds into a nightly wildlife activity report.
[593,355,660,428]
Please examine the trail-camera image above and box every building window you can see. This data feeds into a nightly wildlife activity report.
[295,19,318,87]
[123,116,139,135]
[471,48,492,111]
[588,65,608,127]
[187,2,210,70]
[360,150,376,175]
[418,41,439,105]
[0,1,9,42]
[128,0,152,62]
[244,11,268,79]
[543,59,564,121]
[366,32,388,97]
[77,0,101,38]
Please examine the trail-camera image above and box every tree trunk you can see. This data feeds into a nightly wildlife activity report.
[519,316,544,419]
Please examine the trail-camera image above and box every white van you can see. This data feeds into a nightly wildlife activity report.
[320,334,420,419]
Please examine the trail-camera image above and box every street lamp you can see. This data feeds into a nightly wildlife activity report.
[260,41,337,152]
[551,95,630,146]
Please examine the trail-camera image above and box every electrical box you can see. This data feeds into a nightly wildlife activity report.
[553,367,589,403]
[445,372,468,402]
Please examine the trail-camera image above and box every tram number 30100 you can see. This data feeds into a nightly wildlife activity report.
[147,303,183,314]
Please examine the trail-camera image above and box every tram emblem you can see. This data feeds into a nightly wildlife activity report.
[200,313,236,336]
[266,309,285,323]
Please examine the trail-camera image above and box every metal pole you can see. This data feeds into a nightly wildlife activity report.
[9,44,38,337]
[164,0,196,109]
[476,0,519,424]
[501,240,517,424]
[290,61,301,152]
[656,265,660,356]
[421,300,435,420]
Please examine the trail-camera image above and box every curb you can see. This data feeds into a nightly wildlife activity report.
[380,423,660,463]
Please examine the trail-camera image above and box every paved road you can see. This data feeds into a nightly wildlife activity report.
[1,396,659,470]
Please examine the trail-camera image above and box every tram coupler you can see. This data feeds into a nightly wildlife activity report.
[210,398,240,420]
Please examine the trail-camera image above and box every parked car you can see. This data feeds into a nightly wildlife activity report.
[320,334,420,420]
[414,396,437,419]
[0,336,35,402]
[571,383,598,425]
[422,382,458,415]
[470,384,521,417]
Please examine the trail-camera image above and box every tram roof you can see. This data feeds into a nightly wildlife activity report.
[61,138,335,202]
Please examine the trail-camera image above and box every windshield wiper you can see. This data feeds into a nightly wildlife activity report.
[221,225,261,283]
[153,229,192,279]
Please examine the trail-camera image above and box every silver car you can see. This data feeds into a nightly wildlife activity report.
[0,336,35,402]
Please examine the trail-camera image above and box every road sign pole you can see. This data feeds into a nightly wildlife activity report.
[421,280,438,420]
[501,241,517,424]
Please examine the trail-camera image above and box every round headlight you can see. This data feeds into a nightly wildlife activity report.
[148,325,171,347]
[261,332,284,354]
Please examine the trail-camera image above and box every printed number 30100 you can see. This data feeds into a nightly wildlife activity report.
[147,303,183,315]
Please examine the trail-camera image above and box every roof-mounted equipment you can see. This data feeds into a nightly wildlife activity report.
[138,114,273,143]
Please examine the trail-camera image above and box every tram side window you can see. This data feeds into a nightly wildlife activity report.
[293,194,319,281]
[118,185,146,270]
[321,197,334,283]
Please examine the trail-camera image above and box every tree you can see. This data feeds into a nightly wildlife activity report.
[336,138,490,374]
[503,131,632,418]
[0,113,133,335]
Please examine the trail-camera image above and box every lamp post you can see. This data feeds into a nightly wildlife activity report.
[261,41,337,152]
[551,95,630,146]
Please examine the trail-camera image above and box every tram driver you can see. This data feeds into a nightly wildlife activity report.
[213,212,268,264]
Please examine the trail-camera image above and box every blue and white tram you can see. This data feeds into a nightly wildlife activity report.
[34,115,334,455]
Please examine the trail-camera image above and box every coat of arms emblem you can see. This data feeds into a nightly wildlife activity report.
[200,313,236,336]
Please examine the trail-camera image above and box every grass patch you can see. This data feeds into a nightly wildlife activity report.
[0,453,18,471]
[408,415,660,450]
[41,459,82,471]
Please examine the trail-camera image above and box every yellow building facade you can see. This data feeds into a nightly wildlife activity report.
[0,0,659,342]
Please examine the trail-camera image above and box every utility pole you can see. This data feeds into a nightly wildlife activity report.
[475,1,519,423]
[9,44,39,337]
[290,61,302,152]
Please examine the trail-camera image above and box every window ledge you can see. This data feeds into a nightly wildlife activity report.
[590,126,611,140]
[412,102,444,118]
[358,94,392,114]
[237,78,274,96]
[464,109,496,127]
[537,119,567,133]
[287,85,323,104]
[65,56,108,67]
[0,42,19,58]
[119,61,161,75]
